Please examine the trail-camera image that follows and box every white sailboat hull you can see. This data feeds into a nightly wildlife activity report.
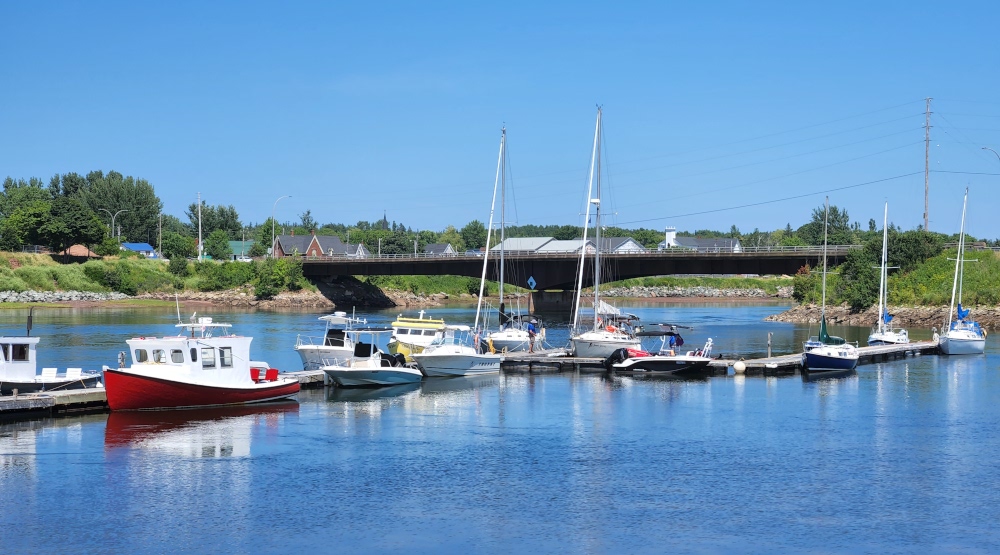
[295,345,354,370]
[571,331,641,359]
[939,333,985,355]
[867,329,910,346]
[487,329,531,352]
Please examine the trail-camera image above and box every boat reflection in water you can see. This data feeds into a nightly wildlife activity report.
[326,382,420,403]
[420,374,499,395]
[104,401,299,456]
[800,368,858,383]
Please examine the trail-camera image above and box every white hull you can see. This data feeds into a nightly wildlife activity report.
[412,352,502,377]
[867,330,910,346]
[323,366,423,387]
[939,334,985,355]
[571,334,641,359]
[295,345,354,370]
[488,329,531,352]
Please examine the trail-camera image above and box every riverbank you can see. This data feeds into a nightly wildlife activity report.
[766,303,1000,330]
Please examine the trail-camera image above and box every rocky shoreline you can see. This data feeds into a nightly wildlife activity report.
[598,285,793,299]
[766,303,1000,330]
[0,290,130,303]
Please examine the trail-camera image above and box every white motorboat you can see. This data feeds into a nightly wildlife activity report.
[867,203,910,346]
[801,198,859,373]
[412,326,502,377]
[568,109,641,358]
[322,329,423,387]
[609,326,714,375]
[1,310,102,394]
[294,310,366,370]
[940,189,986,355]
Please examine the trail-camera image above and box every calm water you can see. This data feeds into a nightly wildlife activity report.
[1,303,998,554]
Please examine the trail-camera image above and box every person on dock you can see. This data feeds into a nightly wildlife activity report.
[527,319,537,353]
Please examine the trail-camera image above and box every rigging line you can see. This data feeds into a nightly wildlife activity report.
[615,141,924,205]
[934,98,1000,106]
[611,113,924,174]
[934,112,993,159]
[931,170,1000,176]
[614,172,923,226]
[611,127,923,184]
[936,112,1000,118]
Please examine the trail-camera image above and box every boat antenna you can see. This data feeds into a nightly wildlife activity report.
[175,293,182,324]
[26,306,33,337]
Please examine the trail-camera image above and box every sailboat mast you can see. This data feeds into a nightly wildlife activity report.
[821,197,829,321]
[475,128,505,331]
[592,116,603,331]
[572,108,602,329]
[957,188,968,307]
[878,203,888,333]
[499,128,506,307]
[946,189,967,331]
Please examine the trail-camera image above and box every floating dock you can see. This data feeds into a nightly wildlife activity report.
[0,341,942,421]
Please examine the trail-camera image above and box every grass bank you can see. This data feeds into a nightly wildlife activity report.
[596,276,794,295]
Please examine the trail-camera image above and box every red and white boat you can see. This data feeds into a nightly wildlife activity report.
[103,317,300,411]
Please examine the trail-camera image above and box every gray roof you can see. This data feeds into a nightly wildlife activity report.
[536,239,594,253]
[574,237,645,252]
[424,243,453,254]
[313,235,347,254]
[490,237,554,252]
[275,234,311,254]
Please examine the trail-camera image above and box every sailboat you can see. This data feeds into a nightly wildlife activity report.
[867,203,910,346]
[939,188,986,355]
[411,129,506,376]
[801,197,860,372]
[486,128,539,352]
[569,107,642,359]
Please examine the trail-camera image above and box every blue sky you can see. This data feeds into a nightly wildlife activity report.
[2,1,999,238]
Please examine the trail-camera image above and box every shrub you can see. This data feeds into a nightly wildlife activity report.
[168,257,190,277]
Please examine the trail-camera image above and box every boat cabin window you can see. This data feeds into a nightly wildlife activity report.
[191,348,198,362]
[201,347,216,369]
[396,329,409,335]
[423,330,437,336]
[152,349,167,363]
[0,344,7,361]
[10,344,29,362]
[171,350,184,363]
[134,349,149,363]
[219,347,233,368]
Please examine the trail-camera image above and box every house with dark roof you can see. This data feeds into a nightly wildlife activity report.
[658,227,742,252]
[272,233,312,257]
[424,243,456,256]
[310,234,370,258]
[490,237,555,253]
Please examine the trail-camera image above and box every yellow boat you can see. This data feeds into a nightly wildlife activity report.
[387,310,446,361]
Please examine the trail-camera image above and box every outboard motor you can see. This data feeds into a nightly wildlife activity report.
[604,347,630,371]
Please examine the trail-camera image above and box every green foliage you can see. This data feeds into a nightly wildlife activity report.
[83,261,138,295]
[77,170,163,244]
[792,265,817,303]
[194,260,254,291]
[363,274,497,297]
[0,200,50,250]
[186,202,242,240]
[438,225,465,253]
[94,237,121,256]
[168,257,190,277]
[601,275,794,296]
[204,229,233,260]
[0,177,51,221]
[161,231,196,260]
[248,241,266,257]
[460,220,487,250]
[41,197,106,255]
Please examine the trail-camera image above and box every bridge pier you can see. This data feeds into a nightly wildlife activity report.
[530,291,576,313]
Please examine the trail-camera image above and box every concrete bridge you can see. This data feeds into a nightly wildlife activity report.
[301,245,857,291]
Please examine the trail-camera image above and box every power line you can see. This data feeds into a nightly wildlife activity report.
[615,172,923,226]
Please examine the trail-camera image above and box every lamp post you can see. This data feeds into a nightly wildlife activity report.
[983,146,1000,164]
[271,195,291,259]
[98,209,129,241]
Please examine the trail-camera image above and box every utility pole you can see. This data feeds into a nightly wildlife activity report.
[158,213,162,257]
[924,97,932,232]
[197,192,203,262]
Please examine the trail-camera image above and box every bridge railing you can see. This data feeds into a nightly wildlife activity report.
[298,244,860,262]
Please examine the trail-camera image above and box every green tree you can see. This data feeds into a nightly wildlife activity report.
[204,229,233,260]
[0,200,51,250]
[300,210,318,231]
[161,231,197,260]
[0,177,51,222]
[40,197,106,255]
[248,241,266,257]
[185,202,242,240]
[797,204,852,246]
[168,256,190,277]
[78,171,163,243]
[438,225,465,252]
[460,220,488,250]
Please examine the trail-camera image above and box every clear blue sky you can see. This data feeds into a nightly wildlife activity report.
[2,1,999,238]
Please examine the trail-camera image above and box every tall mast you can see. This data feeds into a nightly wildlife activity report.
[924,97,932,232]
[499,127,506,307]
[946,188,968,331]
[475,129,505,331]
[877,203,888,333]
[592,115,603,331]
[197,192,203,262]
[572,108,602,328]
[821,197,829,321]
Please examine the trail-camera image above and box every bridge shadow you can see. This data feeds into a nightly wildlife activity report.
[313,276,397,309]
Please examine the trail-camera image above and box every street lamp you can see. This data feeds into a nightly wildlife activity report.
[98,209,129,241]
[271,195,291,259]
[983,146,1000,164]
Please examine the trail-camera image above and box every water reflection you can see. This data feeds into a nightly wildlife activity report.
[104,401,299,456]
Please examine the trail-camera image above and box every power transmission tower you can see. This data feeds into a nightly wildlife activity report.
[924,97,932,231]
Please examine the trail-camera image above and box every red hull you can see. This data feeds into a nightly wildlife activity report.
[103,369,300,411]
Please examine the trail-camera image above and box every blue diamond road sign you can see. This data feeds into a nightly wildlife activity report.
[527,276,536,289]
